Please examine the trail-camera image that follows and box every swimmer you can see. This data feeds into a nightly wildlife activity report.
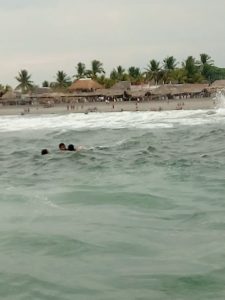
[67,144,76,151]
[59,143,67,151]
[41,149,49,155]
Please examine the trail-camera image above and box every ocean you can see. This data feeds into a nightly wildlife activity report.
[1,100,225,299]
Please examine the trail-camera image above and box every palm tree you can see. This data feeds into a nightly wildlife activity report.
[55,71,71,89]
[163,56,177,70]
[199,53,214,66]
[198,53,214,81]
[86,60,105,79]
[110,69,118,81]
[42,80,49,87]
[163,56,178,83]
[110,65,127,81]
[74,62,86,79]
[171,68,187,84]
[145,60,161,84]
[15,69,33,93]
[128,66,142,84]
[182,56,202,83]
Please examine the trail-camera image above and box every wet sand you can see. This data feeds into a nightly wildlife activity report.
[0,98,216,116]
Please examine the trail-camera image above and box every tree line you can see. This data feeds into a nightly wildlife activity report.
[1,53,225,94]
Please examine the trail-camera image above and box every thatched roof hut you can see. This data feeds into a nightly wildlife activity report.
[0,91,21,104]
[111,81,131,91]
[127,90,147,98]
[66,89,125,99]
[149,84,209,98]
[69,79,103,92]
[31,87,53,94]
[1,90,20,100]
[96,89,124,97]
[175,84,208,94]
[150,85,177,96]
[33,92,66,104]
[211,80,225,88]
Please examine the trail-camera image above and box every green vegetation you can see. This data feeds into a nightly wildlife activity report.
[51,71,71,91]
[0,84,12,96]
[15,69,33,93]
[110,65,127,81]
[127,66,142,84]
[42,80,49,87]
[163,56,178,83]
[201,65,225,83]
[145,59,161,84]
[74,62,86,79]
[3,54,224,93]
[86,60,105,79]
[182,56,203,83]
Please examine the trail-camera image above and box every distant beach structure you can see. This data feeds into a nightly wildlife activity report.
[68,79,103,92]
[1,79,225,115]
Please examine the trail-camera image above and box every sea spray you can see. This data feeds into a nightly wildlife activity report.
[214,89,225,109]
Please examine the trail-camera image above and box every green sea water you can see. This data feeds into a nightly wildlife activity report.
[0,108,225,299]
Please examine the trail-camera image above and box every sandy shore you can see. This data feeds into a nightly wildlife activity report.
[0,98,216,116]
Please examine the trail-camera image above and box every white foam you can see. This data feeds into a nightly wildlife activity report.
[215,89,225,109]
[0,109,225,132]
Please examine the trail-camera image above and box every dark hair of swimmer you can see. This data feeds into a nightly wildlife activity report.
[41,149,49,155]
[59,143,67,150]
[67,144,76,151]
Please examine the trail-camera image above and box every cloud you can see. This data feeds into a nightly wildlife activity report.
[0,0,225,86]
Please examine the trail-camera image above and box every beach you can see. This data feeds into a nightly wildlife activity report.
[0,97,216,115]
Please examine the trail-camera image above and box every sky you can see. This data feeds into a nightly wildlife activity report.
[0,0,225,87]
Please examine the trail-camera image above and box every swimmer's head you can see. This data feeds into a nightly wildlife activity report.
[68,144,75,151]
[41,149,49,155]
[59,143,67,151]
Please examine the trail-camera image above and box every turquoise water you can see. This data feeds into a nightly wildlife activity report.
[1,108,225,299]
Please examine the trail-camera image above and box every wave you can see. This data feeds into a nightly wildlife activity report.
[0,109,225,132]
[215,89,225,109]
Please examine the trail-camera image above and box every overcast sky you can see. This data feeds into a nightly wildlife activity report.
[0,0,225,87]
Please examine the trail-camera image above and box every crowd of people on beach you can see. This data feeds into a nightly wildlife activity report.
[41,143,78,155]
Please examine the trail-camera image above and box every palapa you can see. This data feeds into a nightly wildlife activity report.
[149,84,208,96]
[111,81,131,91]
[211,80,225,88]
[69,79,103,92]
[0,91,21,105]
[1,90,20,100]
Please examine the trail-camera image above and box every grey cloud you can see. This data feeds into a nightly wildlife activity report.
[0,0,225,86]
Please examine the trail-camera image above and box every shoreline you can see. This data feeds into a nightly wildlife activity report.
[0,98,216,116]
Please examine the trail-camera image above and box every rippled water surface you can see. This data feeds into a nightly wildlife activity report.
[1,109,225,299]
